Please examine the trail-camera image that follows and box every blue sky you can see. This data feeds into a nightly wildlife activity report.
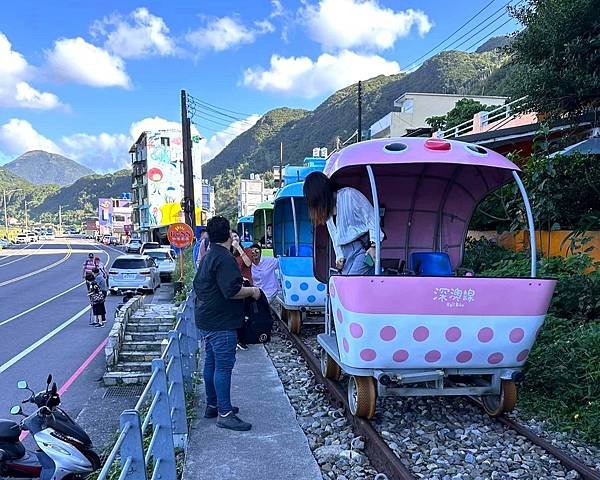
[0,0,520,172]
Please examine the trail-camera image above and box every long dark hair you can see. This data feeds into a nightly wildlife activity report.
[303,172,335,226]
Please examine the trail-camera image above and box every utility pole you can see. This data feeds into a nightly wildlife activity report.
[279,142,283,188]
[358,80,363,142]
[24,200,28,230]
[58,205,62,236]
[180,90,196,230]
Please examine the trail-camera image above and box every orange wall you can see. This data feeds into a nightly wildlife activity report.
[468,230,600,262]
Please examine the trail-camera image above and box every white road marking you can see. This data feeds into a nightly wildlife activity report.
[0,282,85,327]
[0,249,111,326]
[0,242,72,287]
[0,243,44,267]
[0,305,90,374]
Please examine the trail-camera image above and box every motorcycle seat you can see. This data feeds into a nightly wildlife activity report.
[0,442,25,460]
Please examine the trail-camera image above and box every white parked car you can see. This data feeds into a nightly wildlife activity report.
[108,255,161,294]
[144,248,176,281]
[16,234,31,244]
[26,232,38,242]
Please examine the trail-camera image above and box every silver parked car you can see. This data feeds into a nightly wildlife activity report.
[108,255,161,294]
[144,248,176,281]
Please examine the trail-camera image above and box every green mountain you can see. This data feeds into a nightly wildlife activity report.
[0,166,33,191]
[30,169,132,223]
[4,150,95,186]
[204,49,511,215]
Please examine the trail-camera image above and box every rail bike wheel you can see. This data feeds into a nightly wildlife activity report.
[348,376,377,419]
[287,310,302,334]
[320,349,341,380]
[482,380,517,417]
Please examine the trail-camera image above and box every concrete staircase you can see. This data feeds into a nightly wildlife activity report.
[103,304,176,385]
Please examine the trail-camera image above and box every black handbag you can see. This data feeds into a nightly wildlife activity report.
[238,292,274,344]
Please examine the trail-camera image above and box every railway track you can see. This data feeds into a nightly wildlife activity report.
[275,319,600,480]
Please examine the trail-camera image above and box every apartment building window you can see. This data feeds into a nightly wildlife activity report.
[160,137,170,147]
[401,99,414,113]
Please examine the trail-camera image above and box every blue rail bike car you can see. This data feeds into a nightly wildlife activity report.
[236,215,254,248]
[273,170,327,334]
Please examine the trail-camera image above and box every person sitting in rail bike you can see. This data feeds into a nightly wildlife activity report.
[303,171,383,275]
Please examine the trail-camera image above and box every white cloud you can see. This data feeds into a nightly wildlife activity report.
[0,119,63,157]
[45,37,131,88]
[0,32,62,110]
[199,115,261,163]
[0,114,261,172]
[186,16,272,51]
[301,0,432,51]
[271,0,284,18]
[91,7,176,59]
[243,50,399,97]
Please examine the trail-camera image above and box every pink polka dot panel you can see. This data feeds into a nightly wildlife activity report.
[445,326,462,342]
[413,326,429,342]
[478,327,494,343]
[456,351,472,363]
[393,349,409,363]
[509,327,524,343]
[488,352,504,364]
[516,349,529,362]
[360,348,376,361]
[425,350,441,363]
[380,326,396,341]
[349,323,363,338]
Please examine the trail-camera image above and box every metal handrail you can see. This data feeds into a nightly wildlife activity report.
[97,291,198,480]
[439,96,528,138]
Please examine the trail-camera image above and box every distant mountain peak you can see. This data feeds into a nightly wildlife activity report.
[4,150,96,186]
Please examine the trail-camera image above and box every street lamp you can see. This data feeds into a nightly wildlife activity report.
[3,188,22,240]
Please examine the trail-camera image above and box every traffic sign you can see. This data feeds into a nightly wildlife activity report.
[167,223,194,248]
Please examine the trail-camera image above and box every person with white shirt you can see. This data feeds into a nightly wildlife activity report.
[303,171,383,275]
[250,244,279,305]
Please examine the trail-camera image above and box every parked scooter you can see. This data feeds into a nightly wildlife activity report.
[0,375,100,479]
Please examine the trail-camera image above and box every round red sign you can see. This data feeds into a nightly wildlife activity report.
[167,223,194,248]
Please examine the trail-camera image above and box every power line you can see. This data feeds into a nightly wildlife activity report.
[462,16,516,52]
[403,0,498,70]
[404,0,517,71]
[186,93,255,120]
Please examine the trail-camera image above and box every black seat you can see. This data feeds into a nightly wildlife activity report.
[0,420,25,460]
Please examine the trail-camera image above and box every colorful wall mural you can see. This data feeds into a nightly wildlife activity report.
[144,131,203,228]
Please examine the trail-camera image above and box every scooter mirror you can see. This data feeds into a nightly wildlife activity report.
[46,374,52,386]
[10,405,23,416]
[17,380,28,390]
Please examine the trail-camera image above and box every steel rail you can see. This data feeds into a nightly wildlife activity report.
[278,317,600,480]
[276,319,415,480]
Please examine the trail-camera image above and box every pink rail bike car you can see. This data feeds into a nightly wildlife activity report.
[313,137,556,419]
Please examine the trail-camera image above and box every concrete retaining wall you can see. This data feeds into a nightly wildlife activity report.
[105,296,144,369]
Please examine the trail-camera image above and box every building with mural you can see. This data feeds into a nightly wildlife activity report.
[98,194,133,241]
[129,129,203,242]
[201,180,215,223]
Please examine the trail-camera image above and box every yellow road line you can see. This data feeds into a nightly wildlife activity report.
[0,241,73,288]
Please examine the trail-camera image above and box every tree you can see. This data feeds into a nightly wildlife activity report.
[426,98,495,131]
[508,0,600,117]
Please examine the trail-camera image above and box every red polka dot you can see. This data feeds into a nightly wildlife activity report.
[349,323,363,338]
[509,328,525,343]
[516,349,529,362]
[488,352,504,364]
[413,326,429,342]
[336,309,344,324]
[445,326,462,342]
[360,348,376,361]
[456,351,472,363]
[425,350,441,362]
[478,327,494,343]
[393,349,409,362]
[342,337,349,353]
[380,326,396,341]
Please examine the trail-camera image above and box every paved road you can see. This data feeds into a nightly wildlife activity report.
[0,238,163,438]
